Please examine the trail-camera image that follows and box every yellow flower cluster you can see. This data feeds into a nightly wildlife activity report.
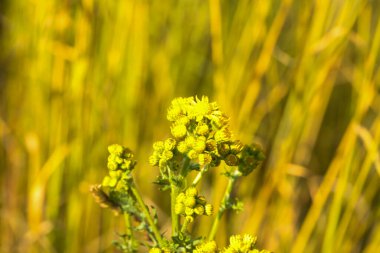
[221,234,271,253]
[102,144,136,190]
[149,138,177,168]
[193,240,218,253]
[149,247,171,253]
[165,96,245,167]
[174,186,213,221]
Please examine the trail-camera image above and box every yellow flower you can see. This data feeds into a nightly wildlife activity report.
[171,124,187,139]
[185,186,198,197]
[193,240,218,253]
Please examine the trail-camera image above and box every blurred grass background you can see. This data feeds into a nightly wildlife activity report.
[1,0,380,252]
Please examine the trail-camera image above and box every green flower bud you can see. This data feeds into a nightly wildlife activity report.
[171,124,187,139]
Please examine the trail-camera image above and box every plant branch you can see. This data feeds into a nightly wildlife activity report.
[130,183,164,246]
[208,169,240,240]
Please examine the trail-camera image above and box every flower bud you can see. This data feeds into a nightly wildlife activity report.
[187,150,198,160]
[193,139,206,153]
[206,139,217,152]
[149,247,162,253]
[205,204,213,216]
[162,150,173,160]
[185,187,198,197]
[230,141,244,154]
[176,193,186,203]
[194,205,205,215]
[225,154,239,166]
[164,138,176,151]
[215,128,231,142]
[185,207,194,216]
[196,124,209,136]
[153,141,165,152]
[171,124,187,139]
[217,143,230,156]
[149,154,159,166]
[185,136,196,147]
[175,202,185,215]
[107,161,118,170]
[184,196,196,207]
[177,141,188,153]
[198,153,212,166]
[176,116,190,126]
[185,215,194,223]
[108,144,123,156]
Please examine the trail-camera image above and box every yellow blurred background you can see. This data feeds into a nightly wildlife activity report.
[1,0,379,252]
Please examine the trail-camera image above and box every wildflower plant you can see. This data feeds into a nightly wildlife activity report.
[91,96,269,252]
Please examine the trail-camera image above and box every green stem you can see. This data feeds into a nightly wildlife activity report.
[192,165,208,186]
[180,217,191,234]
[171,182,179,236]
[123,212,136,251]
[208,170,240,240]
[130,183,164,246]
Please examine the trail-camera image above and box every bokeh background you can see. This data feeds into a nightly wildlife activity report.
[1,0,380,252]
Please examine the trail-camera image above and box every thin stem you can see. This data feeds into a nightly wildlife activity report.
[192,165,208,186]
[123,212,136,251]
[130,183,164,246]
[208,170,240,240]
[180,217,191,234]
[170,181,179,236]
